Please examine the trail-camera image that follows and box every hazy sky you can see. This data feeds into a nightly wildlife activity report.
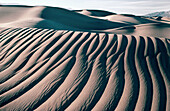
[0,0,170,15]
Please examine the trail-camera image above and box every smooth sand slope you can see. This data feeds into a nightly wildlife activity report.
[0,5,127,31]
[0,5,170,111]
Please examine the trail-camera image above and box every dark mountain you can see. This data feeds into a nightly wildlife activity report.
[145,10,170,17]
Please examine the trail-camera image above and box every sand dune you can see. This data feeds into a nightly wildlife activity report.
[0,27,169,111]
[0,5,170,38]
[75,9,116,17]
[0,5,127,31]
[0,5,170,111]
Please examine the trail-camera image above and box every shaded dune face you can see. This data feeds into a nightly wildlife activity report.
[0,28,169,111]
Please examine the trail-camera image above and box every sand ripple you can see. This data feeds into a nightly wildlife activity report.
[0,28,169,111]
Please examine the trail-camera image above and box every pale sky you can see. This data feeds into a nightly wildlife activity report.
[0,0,170,15]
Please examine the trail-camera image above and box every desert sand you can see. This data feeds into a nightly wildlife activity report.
[0,5,169,111]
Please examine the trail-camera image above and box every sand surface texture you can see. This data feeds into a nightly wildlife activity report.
[0,5,170,111]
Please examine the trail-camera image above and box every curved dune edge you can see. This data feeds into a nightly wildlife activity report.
[0,27,169,111]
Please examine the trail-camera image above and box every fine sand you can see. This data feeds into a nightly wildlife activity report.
[0,5,170,111]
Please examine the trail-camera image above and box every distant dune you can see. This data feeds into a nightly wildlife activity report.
[75,9,116,17]
[0,5,170,111]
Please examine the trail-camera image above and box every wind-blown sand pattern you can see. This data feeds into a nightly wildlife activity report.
[0,5,170,111]
[0,28,169,111]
